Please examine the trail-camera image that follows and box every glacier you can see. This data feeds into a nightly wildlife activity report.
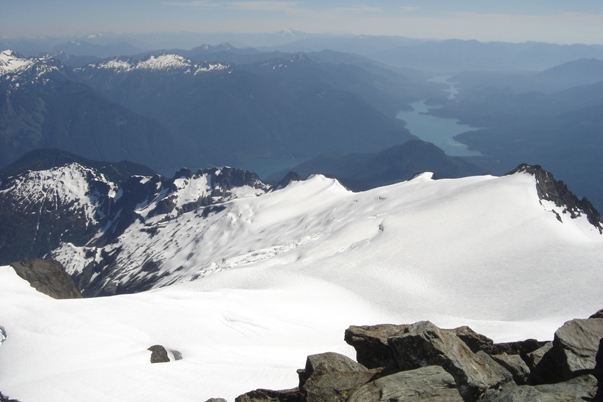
[0,168,602,401]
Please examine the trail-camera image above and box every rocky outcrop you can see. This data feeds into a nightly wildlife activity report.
[344,324,408,370]
[297,352,378,402]
[148,345,170,363]
[388,321,512,401]
[490,353,530,385]
[481,374,599,401]
[9,258,82,299]
[530,317,603,384]
[235,311,603,402]
[507,164,603,233]
[347,365,462,402]
[235,388,301,402]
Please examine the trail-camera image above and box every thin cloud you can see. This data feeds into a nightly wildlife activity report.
[162,1,219,7]
[163,1,382,15]
[226,1,302,12]
[332,6,382,14]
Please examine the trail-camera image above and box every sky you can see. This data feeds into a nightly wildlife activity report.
[2,0,603,45]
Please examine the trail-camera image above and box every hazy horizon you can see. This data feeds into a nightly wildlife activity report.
[2,0,603,46]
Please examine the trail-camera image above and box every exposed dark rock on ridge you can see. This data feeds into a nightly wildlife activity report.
[507,164,603,233]
[9,258,82,299]
[235,312,603,402]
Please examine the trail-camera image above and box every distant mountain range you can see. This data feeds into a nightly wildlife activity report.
[2,41,602,211]
[266,140,484,191]
[427,59,603,211]
[1,49,439,172]
[0,50,191,171]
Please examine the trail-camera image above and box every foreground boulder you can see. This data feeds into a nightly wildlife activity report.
[10,258,82,299]
[481,374,599,401]
[298,352,378,402]
[347,365,463,401]
[235,312,603,402]
[235,388,301,402]
[531,318,603,384]
[490,353,530,385]
[388,321,512,401]
[344,324,408,370]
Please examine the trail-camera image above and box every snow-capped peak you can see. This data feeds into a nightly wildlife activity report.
[0,50,64,84]
[0,162,114,226]
[136,54,191,70]
[0,50,36,77]
[91,53,229,74]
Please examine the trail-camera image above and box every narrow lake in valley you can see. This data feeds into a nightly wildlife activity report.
[396,77,481,157]
[396,101,481,157]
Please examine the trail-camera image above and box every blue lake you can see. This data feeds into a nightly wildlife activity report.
[396,101,482,157]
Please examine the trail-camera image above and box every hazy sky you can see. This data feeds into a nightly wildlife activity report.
[2,0,603,44]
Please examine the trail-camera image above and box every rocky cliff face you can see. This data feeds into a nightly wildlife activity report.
[9,258,82,299]
[234,313,603,402]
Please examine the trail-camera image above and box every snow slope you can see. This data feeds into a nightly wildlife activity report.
[1,172,602,401]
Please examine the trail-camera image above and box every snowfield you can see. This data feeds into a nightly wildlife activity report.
[1,171,602,401]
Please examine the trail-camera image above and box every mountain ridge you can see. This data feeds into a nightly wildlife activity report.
[1,151,600,297]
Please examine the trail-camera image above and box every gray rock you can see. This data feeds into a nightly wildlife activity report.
[348,365,463,402]
[147,345,170,363]
[525,342,553,371]
[490,338,548,357]
[298,352,377,402]
[344,324,408,369]
[345,324,498,368]
[475,351,514,382]
[481,374,598,402]
[490,353,531,385]
[531,318,603,384]
[0,326,6,345]
[595,337,602,380]
[388,321,511,402]
[451,326,494,354]
[10,258,82,299]
[480,384,572,402]
[235,388,302,402]
[589,309,603,319]
[534,374,599,400]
